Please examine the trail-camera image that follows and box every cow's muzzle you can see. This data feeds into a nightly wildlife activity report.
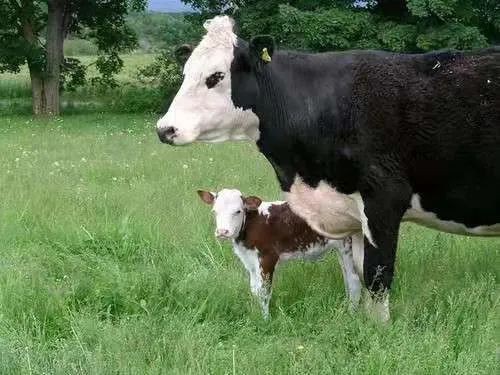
[157,126,177,144]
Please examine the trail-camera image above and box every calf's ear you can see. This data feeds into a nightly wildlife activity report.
[249,35,275,67]
[175,44,193,66]
[244,196,262,210]
[197,190,216,205]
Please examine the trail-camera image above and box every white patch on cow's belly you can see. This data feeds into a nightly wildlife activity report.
[404,194,500,236]
[278,240,335,263]
[349,193,376,247]
[285,177,362,239]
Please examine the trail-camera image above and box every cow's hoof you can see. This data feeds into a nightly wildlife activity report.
[364,292,391,324]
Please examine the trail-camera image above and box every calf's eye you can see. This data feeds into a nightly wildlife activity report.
[206,72,225,88]
[235,210,241,215]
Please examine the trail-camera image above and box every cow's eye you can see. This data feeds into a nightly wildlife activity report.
[206,72,225,88]
[235,210,241,215]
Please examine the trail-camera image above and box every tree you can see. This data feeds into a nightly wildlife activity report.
[127,12,202,52]
[182,0,499,52]
[0,0,146,116]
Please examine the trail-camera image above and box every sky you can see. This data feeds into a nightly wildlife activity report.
[148,0,194,13]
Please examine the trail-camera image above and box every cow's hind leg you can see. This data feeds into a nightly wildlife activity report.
[358,177,411,322]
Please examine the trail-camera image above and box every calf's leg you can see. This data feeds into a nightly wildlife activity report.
[233,246,272,318]
[239,249,276,319]
[336,237,362,309]
[255,255,277,319]
[245,259,266,316]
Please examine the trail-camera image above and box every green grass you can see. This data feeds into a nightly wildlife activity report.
[0,113,498,374]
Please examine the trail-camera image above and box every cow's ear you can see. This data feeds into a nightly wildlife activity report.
[197,190,215,205]
[249,35,275,66]
[243,196,262,211]
[175,44,193,65]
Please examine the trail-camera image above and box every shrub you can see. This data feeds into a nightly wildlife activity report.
[64,38,99,56]
[136,51,182,113]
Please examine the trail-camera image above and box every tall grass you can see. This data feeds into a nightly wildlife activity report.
[0,114,497,374]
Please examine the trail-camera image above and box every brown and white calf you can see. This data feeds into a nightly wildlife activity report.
[198,188,361,318]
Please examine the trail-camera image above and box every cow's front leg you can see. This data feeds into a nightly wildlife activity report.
[336,237,362,309]
[354,179,411,322]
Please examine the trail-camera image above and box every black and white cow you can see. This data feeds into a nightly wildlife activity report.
[157,16,500,321]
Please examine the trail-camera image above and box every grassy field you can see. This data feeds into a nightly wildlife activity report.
[0,55,158,114]
[0,113,498,374]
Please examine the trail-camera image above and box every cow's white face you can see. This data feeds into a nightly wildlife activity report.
[157,16,259,145]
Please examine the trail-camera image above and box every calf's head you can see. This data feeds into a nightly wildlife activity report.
[197,189,262,239]
[156,15,275,145]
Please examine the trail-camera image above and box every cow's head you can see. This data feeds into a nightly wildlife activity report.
[197,189,262,239]
[156,16,275,145]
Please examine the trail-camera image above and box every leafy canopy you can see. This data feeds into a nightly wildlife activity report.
[182,0,499,52]
[0,0,147,89]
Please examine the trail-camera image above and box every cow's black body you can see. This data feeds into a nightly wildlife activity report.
[231,42,500,295]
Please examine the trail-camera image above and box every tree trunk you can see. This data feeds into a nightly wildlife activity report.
[29,69,45,115]
[21,0,65,116]
[42,0,65,116]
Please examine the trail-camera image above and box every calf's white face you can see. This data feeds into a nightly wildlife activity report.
[198,189,263,239]
[198,189,246,239]
[156,16,259,145]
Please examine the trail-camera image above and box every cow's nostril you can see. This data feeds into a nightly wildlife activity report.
[165,126,176,136]
[157,126,177,144]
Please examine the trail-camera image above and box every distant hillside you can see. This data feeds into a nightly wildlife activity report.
[148,0,194,13]
[128,12,202,51]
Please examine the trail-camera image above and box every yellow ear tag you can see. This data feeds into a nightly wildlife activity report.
[261,47,272,63]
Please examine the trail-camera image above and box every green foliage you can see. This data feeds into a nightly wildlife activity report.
[90,52,125,88]
[136,51,183,112]
[416,23,488,50]
[278,4,380,51]
[64,38,99,56]
[182,0,499,52]
[61,57,87,91]
[127,12,203,52]
[0,114,497,372]
[0,0,147,102]
[138,52,182,93]
[378,23,419,52]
